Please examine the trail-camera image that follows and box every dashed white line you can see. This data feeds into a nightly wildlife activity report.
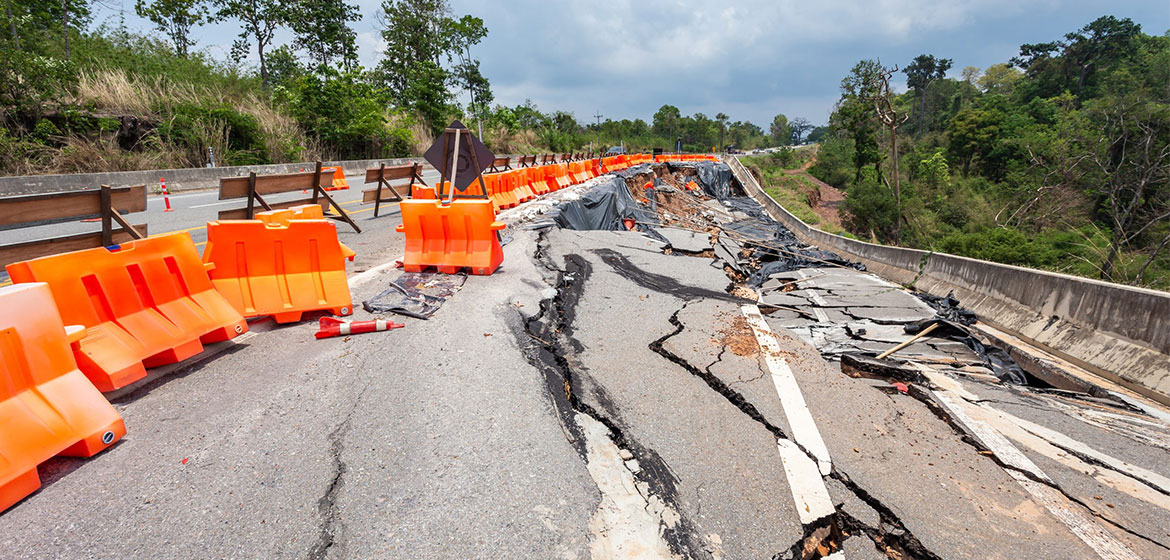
[740,302,840,555]
[190,200,240,208]
[741,304,834,475]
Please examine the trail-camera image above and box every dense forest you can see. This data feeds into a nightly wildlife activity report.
[801,16,1169,290]
[0,0,794,175]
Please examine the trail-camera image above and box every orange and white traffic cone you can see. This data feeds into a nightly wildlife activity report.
[161,177,173,212]
[315,317,405,339]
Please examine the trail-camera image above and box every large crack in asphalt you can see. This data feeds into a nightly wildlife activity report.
[898,384,1170,552]
[307,376,371,560]
[514,231,711,558]
[645,298,943,559]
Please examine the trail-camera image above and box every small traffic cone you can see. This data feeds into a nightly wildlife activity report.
[315,317,405,339]
[161,177,173,212]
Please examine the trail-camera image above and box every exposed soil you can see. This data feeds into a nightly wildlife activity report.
[718,314,759,357]
[784,146,845,230]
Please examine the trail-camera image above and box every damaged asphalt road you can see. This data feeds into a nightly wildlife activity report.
[3,163,1170,559]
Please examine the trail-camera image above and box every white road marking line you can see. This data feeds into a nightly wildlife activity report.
[348,255,405,288]
[804,289,830,322]
[1011,415,1170,495]
[741,305,833,476]
[929,388,1135,560]
[742,303,840,553]
[190,200,240,208]
[776,439,836,524]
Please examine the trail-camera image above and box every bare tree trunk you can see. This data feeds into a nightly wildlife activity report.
[6,5,19,50]
[258,42,269,88]
[1135,231,1170,285]
[891,127,901,243]
[1101,230,1123,282]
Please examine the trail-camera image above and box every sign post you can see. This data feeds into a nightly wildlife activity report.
[424,119,495,204]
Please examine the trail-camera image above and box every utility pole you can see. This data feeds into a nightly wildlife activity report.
[593,111,602,153]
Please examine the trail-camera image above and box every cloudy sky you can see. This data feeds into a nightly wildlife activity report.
[106,0,1168,127]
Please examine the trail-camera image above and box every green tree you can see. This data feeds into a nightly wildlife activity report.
[378,0,487,133]
[947,108,1001,177]
[652,104,681,142]
[288,0,358,70]
[789,116,813,144]
[213,0,287,87]
[836,59,883,182]
[135,0,207,57]
[446,14,491,127]
[978,63,1021,94]
[769,113,789,146]
[265,44,303,85]
[903,53,952,133]
[715,112,728,149]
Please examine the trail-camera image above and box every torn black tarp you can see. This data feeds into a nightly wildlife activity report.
[903,313,1029,385]
[913,290,977,326]
[549,175,667,243]
[667,161,733,199]
[362,272,467,319]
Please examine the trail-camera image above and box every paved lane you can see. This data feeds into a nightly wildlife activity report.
[2,165,1168,559]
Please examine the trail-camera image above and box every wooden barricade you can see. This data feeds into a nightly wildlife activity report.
[487,157,511,173]
[0,185,147,269]
[217,161,361,233]
[362,163,427,218]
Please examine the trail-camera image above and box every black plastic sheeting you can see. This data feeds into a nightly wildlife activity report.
[666,161,733,199]
[905,293,1029,385]
[914,290,977,325]
[362,272,467,319]
[546,161,863,285]
[549,175,665,242]
[715,197,864,286]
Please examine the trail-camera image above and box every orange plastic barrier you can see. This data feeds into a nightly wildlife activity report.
[256,206,356,261]
[567,162,585,184]
[471,175,501,213]
[486,174,503,213]
[527,167,550,196]
[396,199,505,275]
[505,169,533,204]
[588,159,601,178]
[6,234,247,392]
[542,165,561,192]
[0,283,126,512]
[498,173,520,208]
[411,183,435,199]
[322,166,350,191]
[203,220,354,324]
[510,169,536,202]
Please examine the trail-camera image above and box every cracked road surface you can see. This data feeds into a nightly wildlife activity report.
[2,169,1170,559]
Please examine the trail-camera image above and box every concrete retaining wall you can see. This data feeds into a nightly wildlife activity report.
[0,156,448,195]
[725,155,1170,404]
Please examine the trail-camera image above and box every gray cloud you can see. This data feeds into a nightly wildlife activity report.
[106,0,1168,127]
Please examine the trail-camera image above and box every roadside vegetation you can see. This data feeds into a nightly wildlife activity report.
[741,146,850,235]
[0,0,797,177]
[800,16,1170,291]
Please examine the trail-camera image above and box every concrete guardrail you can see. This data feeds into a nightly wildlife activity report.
[724,155,1170,405]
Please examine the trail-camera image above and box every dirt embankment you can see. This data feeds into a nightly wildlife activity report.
[790,146,845,230]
